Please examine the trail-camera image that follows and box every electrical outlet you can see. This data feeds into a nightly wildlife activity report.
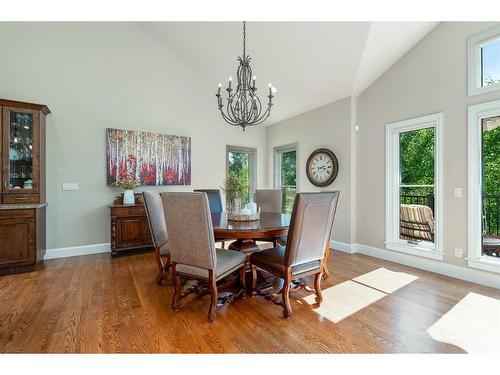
[454,188,463,198]
[454,248,463,258]
[62,183,80,191]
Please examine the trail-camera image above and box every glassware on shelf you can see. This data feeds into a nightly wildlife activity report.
[8,112,34,190]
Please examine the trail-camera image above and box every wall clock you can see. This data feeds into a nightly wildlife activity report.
[306,148,339,187]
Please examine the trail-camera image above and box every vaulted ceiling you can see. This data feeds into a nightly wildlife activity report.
[140,22,438,125]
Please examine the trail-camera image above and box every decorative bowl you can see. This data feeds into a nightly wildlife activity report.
[227,211,260,222]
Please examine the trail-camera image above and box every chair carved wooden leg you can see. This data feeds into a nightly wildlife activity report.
[282,271,292,318]
[171,263,181,311]
[208,270,218,323]
[239,266,247,297]
[322,246,331,280]
[314,272,323,305]
[156,254,171,286]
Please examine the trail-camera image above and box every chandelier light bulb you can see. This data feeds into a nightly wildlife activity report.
[271,87,278,93]
[218,83,222,87]
[229,76,232,81]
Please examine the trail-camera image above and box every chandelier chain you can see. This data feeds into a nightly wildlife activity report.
[243,21,246,59]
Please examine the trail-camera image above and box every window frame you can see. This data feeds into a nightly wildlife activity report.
[385,112,444,260]
[226,145,257,201]
[467,100,500,274]
[273,143,299,191]
[467,25,500,96]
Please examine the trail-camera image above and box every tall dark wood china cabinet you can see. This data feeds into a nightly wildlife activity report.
[0,99,50,275]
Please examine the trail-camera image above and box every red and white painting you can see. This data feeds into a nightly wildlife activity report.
[106,128,191,186]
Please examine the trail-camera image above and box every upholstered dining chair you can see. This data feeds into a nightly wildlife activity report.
[194,189,228,248]
[143,191,170,286]
[254,189,283,246]
[276,189,336,279]
[164,192,246,323]
[254,189,282,214]
[250,191,340,318]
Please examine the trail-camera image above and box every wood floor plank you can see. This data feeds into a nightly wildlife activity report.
[0,249,498,353]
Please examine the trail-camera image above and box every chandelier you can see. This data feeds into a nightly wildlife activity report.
[216,21,277,131]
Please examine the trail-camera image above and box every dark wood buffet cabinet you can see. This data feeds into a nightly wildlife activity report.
[0,99,49,275]
[109,193,153,256]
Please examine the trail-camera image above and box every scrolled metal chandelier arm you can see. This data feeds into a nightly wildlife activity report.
[215,21,276,131]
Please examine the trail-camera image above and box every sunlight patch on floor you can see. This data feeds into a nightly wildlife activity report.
[302,280,386,323]
[427,292,500,353]
[353,267,419,293]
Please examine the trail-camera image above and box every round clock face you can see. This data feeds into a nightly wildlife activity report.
[306,148,339,187]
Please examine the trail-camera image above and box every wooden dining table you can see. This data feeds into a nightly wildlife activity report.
[211,212,291,253]
[211,211,331,279]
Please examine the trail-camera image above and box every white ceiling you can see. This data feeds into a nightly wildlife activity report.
[140,22,438,125]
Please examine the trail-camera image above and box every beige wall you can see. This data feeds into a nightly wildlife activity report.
[266,97,353,244]
[356,22,500,268]
[0,22,267,249]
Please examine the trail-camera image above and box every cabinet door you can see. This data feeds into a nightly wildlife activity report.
[0,217,36,268]
[2,106,40,195]
[116,217,144,248]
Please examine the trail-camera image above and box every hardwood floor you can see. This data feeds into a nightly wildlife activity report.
[0,248,499,353]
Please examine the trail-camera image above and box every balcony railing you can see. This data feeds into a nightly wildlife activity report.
[400,194,435,215]
[400,193,499,237]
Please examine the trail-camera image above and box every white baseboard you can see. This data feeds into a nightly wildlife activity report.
[330,240,355,254]
[329,240,499,289]
[44,243,111,260]
[43,240,499,289]
[354,243,500,290]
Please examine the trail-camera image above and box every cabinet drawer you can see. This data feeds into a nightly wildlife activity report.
[111,205,145,217]
[3,194,39,204]
[0,209,35,219]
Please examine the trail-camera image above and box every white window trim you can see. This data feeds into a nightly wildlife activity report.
[385,113,444,261]
[273,143,299,191]
[467,25,500,96]
[467,100,500,274]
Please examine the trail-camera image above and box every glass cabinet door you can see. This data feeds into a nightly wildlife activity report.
[2,107,39,194]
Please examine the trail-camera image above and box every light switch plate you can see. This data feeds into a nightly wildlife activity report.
[62,183,80,191]
[454,188,463,198]
[455,248,463,258]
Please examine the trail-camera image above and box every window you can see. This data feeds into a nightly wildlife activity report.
[468,100,500,274]
[468,25,500,96]
[226,146,256,206]
[385,113,443,260]
[273,144,298,214]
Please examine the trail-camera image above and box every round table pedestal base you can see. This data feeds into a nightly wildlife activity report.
[228,239,260,253]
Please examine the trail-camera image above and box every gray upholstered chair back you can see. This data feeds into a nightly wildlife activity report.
[285,192,340,267]
[194,189,223,213]
[254,189,282,213]
[163,192,216,270]
[142,191,168,249]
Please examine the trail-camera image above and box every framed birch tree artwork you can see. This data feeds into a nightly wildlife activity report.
[106,128,191,186]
